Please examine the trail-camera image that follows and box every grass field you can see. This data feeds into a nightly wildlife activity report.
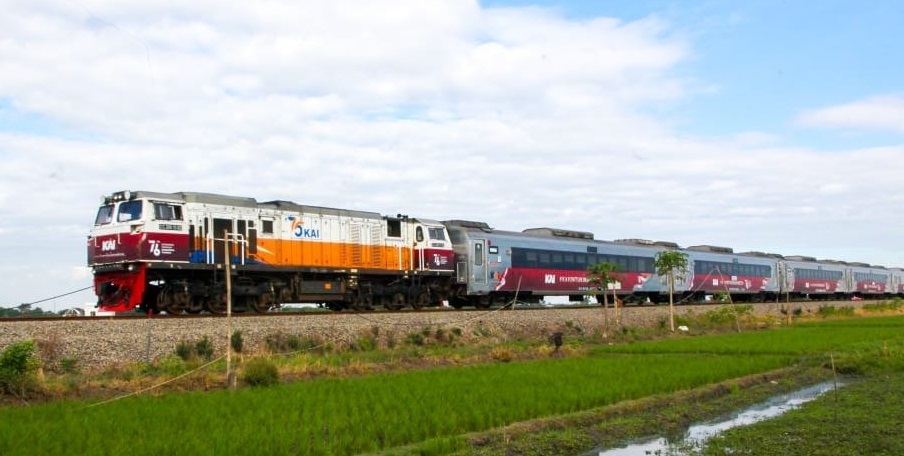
[2,314,903,455]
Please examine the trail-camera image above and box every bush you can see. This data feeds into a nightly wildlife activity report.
[490,346,514,363]
[265,332,320,353]
[231,330,244,354]
[195,336,214,360]
[175,340,194,361]
[242,357,279,387]
[0,340,40,396]
[404,332,425,346]
[60,356,79,374]
[174,336,216,361]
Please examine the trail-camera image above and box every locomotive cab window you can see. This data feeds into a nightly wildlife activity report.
[416,226,424,242]
[95,205,114,225]
[152,203,183,221]
[262,220,274,235]
[387,219,402,238]
[428,227,446,241]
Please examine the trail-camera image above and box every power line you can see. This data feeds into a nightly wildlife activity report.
[20,286,94,306]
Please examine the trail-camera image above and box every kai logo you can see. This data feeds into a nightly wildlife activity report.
[288,215,321,240]
[101,239,117,252]
[544,274,556,284]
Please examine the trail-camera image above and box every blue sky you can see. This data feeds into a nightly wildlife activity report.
[0,0,902,308]
[486,0,903,147]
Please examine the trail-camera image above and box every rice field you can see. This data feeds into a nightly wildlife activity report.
[2,315,902,456]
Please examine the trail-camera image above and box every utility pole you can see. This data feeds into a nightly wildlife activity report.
[224,230,236,389]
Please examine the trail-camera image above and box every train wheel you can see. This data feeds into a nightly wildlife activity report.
[251,294,273,313]
[186,297,204,314]
[387,292,405,311]
[165,289,190,315]
[205,294,227,314]
[411,292,430,310]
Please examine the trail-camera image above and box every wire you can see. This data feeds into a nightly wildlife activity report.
[83,355,225,409]
[20,286,94,306]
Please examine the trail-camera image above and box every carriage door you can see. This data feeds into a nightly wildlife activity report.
[472,239,487,284]
[236,219,256,263]
[212,218,232,264]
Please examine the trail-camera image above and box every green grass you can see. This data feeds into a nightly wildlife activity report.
[4,315,904,456]
[693,372,904,455]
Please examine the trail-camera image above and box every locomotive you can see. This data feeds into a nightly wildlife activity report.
[88,191,455,313]
[88,190,904,313]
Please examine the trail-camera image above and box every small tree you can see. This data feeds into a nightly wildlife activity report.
[588,262,620,335]
[654,250,689,332]
[587,262,619,306]
[0,341,40,397]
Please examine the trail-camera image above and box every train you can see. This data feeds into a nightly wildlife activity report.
[87,190,904,314]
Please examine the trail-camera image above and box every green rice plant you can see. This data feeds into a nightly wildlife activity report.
[0,353,791,455]
[817,305,855,318]
[3,316,904,456]
[862,299,903,313]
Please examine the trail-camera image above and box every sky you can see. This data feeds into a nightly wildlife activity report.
[1,0,902,309]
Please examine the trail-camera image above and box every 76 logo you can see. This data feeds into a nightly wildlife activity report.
[148,240,162,256]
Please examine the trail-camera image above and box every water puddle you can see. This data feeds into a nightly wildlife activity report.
[590,381,841,456]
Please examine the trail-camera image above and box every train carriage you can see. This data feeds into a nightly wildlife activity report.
[847,263,890,297]
[777,256,848,300]
[681,246,779,302]
[443,220,668,307]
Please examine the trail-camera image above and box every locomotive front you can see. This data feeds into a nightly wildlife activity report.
[87,191,189,312]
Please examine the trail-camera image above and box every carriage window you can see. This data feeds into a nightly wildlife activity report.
[117,201,143,222]
[474,243,484,266]
[95,205,114,225]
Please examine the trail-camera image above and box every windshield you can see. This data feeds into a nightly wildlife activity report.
[117,200,143,222]
[95,205,114,225]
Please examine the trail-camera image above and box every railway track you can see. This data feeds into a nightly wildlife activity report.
[0,299,871,323]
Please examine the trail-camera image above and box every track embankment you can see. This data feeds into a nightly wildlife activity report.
[0,300,871,371]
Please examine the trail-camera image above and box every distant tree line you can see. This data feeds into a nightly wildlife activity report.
[0,304,64,318]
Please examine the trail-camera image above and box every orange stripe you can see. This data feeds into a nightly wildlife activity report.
[255,239,414,270]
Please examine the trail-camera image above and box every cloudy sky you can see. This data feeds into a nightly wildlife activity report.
[1,0,902,309]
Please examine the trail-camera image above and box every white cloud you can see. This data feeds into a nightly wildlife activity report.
[796,95,904,133]
[0,1,903,306]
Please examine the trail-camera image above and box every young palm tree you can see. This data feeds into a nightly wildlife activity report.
[654,250,689,332]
